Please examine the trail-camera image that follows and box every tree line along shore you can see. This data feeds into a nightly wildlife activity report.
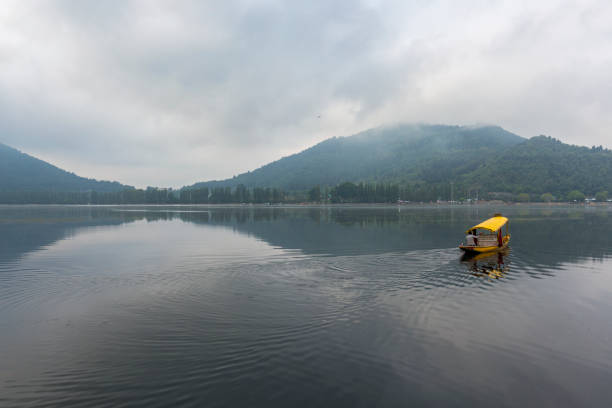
[0,182,608,204]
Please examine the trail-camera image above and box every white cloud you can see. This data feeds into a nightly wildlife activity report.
[1,0,611,187]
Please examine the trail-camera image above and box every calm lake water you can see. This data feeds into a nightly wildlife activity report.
[1,205,612,407]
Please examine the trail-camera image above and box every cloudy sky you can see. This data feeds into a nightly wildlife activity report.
[1,0,611,187]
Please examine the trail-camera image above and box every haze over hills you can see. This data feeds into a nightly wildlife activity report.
[187,123,612,197]
[2,123,612,203]
[189,124,526,191]
[185,123,612,200]
[0,143,131,193]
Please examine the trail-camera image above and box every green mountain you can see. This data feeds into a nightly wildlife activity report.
[0,143,131,192]
[187,124,612,200]
[466,135,612,196]
[189,124,526,191]
[3,124,611,202]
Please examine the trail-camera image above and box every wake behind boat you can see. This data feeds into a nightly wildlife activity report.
[459,214,510,253]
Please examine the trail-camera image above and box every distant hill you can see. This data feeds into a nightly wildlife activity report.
[187,123,612,199]
[4,123,611,201]
[188,124,526,191]
[465,135,612,196]
[0,143,131,192]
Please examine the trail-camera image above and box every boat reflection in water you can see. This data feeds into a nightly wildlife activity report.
[461,249,509,279]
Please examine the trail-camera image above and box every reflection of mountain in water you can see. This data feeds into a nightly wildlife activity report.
[2,206,612,270]
[205,207,461,255]
[507,209,612,268]
[0,206,143,263]
[166,207,612,265]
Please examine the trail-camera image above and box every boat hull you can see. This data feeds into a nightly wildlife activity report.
[459,236,510,253]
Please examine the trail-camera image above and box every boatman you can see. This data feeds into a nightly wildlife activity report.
[466,230,478,246]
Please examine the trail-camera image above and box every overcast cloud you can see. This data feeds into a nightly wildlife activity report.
[1,0,611,187]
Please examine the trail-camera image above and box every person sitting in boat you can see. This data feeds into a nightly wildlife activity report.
[466,230,479,246]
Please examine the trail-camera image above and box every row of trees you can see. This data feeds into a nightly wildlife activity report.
[0,183,609,205]
[180,186,285,204]
[520,190,609,203]
[310,182,469,203]
[324,183,611,204]
[327,182,400,203]
[0,189,175,205]
[0,185,289,205]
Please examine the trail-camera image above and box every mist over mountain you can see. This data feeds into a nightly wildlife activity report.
[188,124,526,191]
[0,143,131,193]
[3,123,612,202]
[186,123,612,200]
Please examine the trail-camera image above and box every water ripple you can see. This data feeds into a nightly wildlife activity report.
[3,206,612,407]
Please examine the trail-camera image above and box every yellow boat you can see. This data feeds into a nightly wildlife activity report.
[459,214,510,253]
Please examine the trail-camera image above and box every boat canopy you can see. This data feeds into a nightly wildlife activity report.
[466,215,508,233]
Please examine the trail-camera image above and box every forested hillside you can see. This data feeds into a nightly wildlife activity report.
[2,124,611,204]
[464,136,612,197]
[188,124,525,191]
[0,143,130,192]
[186,124,612,201]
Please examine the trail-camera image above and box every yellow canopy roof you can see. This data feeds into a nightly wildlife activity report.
[466,216,508,233]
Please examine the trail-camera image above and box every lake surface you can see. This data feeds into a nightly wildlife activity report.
[2,205,612,407]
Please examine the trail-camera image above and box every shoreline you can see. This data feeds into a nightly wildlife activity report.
[1,202,610,208]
